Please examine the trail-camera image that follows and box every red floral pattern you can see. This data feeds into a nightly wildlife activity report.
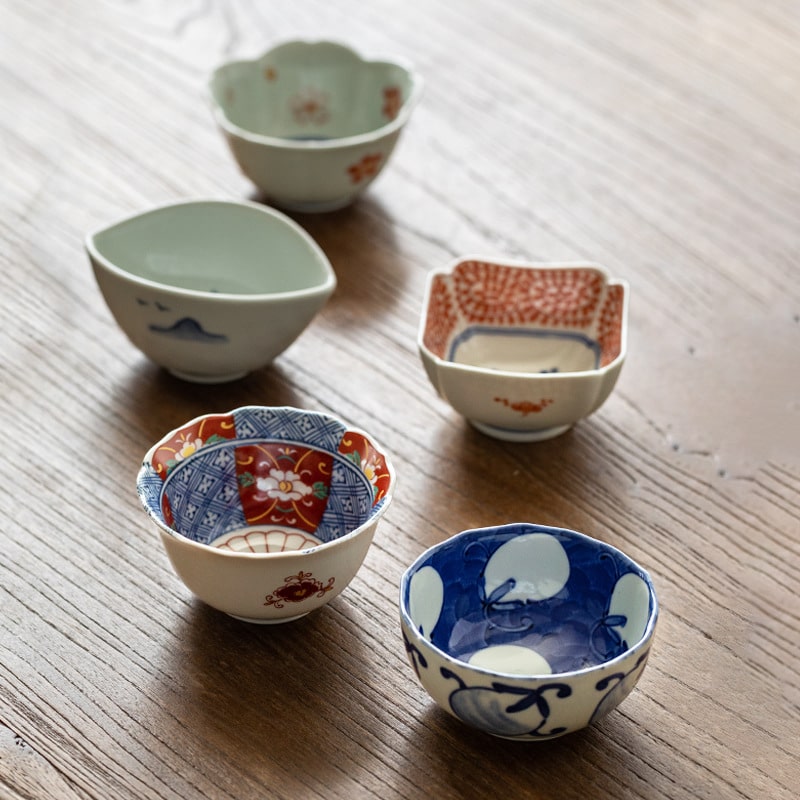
[423,261,624,366]
[235,443,333,533]
[151,413,238,526]
[347,153,382,183]
[263,571,335,608]
[452,261,602,328]
[150,412,237,480]
[290,87,330,125]
[494,397,554,416]
[382,85,402,120]
[338,430,392,505]
[596,284,625,366]
[422,277,459,362]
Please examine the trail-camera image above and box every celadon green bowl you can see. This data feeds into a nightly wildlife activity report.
[86,199,336,382]
[209,40,423,212]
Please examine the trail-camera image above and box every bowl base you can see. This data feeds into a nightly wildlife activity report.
[272,195,355,213]
[168,368,248,384]
[469,420,572,442]
[228,611,310,624]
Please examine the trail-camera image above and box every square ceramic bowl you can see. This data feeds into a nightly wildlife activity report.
[209,40,422,211]
[418,258,628,441]
[400,523,658,740]
[86,199,336,383]
[137,406,395,623]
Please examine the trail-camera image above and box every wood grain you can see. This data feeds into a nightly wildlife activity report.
[1,1,798,798]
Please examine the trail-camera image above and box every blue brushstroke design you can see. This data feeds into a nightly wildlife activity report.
[149,317,228,343]
[136,297,171,311]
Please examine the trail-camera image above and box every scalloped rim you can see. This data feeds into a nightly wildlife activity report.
[208,39,424,150]
[137,405,396,558]
[399,522,658,681]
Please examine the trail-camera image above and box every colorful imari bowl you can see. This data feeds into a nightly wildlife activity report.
[400,524,658,740]
[209,40,423,211]
[418,258,629,442]
[137,406,395,623]
[87,200,336,383]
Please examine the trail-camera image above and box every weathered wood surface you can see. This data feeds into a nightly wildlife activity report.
[1,1,798,798]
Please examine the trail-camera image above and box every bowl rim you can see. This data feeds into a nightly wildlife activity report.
[399,522,658,680]
[417,256,629,379]
[137,405,396,559]
[85,198,337,302]
[208,38,424,150]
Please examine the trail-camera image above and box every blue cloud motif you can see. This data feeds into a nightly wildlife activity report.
[149,317,228,343]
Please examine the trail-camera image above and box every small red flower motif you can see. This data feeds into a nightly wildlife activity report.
[494,397,554,416]
[263,571,335,608]
[382,86,402,120]
[347,153,382,184]
[264,66,278,81]
[290,88,330,125]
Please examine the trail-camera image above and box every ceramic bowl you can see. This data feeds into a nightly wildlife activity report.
[400,523,657,740]
[137,406,395,623]
[86,199,336,383]
[418,258,629,441]
[209,40,423,211]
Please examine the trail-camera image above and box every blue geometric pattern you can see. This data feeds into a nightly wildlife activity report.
[137,466,163,525]
[232,406,346,452]
[315,458,374,543]
[162,444,247,544]
[138,406,381,546]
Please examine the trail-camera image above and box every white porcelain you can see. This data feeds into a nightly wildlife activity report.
[86,199,336,382]
[418,258,629,441]
[209,40,423,211]
[137,406,395,623]
[400,524,658,740]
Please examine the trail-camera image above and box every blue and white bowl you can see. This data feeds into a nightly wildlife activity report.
[399,523,658,740]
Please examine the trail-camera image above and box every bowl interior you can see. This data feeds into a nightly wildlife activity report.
[402,524,656,675]
[138,407,393,550]
[421,261,626,374]
[90,201,331,295]
[211,41,417,141]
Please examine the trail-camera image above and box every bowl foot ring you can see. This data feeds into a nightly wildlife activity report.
[469,421,573,442]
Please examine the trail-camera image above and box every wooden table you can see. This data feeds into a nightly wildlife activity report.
[2,1,798,798]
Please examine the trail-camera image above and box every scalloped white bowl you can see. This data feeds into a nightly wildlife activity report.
[137,406,395,623]
[209,40,423,211]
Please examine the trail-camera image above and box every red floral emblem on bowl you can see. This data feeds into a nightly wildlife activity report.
[264,571,335,608]
[347,153,382,184]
